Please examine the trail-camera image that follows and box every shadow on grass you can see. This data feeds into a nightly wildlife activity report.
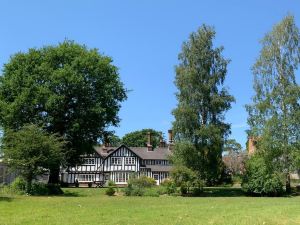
[0,196,13,202]
[61,190,83,197]
[200,187,245,197]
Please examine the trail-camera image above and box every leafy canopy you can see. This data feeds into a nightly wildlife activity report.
[0,41,127,167]
[172,24,234,185]
[246,15,300,192]
[2,124,65,192]
[121,129,163,148]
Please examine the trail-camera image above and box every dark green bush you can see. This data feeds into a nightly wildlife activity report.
[180,184,188,195]
[242,156,284,196]
[88,182,92,188]
[30,182,49,195]
[105,187,116,196]
[30,183,63,195]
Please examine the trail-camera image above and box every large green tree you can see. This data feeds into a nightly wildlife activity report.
[0,41,127,183]
[3,124,65,192]
[122,129,163,148]
[172,24,235,185]
[246,15,300,193]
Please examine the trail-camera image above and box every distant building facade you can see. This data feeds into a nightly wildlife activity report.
[61,131,174,186]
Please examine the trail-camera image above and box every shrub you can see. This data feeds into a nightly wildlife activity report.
[124,176,156,196]
[10,177,26,194]
[242,156,284,196]
[128,175,156,188]
[144,188,160,197]
[180,184,188,195]
[107,180,116,187]
[161,179,177,195]
[30,182,49,195]
[88,182,92,188]
[105,187,116,196]
[30,183,63,196]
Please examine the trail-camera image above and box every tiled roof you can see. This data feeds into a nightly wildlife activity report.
[130,147,172,160]
[93,145,172,160]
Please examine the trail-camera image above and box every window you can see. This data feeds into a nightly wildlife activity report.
[125,157,135,165]
[115,172,130,183]
[111,157,122,165]
[77,174,94,182]
[83,158,95,165]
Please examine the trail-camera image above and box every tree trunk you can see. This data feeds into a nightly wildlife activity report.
[48,167,60,184]
[286,173,291,194]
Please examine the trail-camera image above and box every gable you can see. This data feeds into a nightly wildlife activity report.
[106,145,141,159]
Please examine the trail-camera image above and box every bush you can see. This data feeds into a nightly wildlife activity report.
[105,187,116,196]
[124,176,156,196]
[144,188,160,197]
[242,156,284,196]
[128,175,156,188]
[10,177,26,194]
[161,179,177,195]
[107,180,116,187]
[30,183,63,196]
[180,184,188,195]
[88,182,92,188]
[31,182,49,195]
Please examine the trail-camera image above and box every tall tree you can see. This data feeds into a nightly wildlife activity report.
[0,41,127,183]
[2,124,65,192]
[172,24,235,185]
[122,129,163,148]
[246,15,300,193]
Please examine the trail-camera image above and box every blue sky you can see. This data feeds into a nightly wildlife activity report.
[0,1,299,148]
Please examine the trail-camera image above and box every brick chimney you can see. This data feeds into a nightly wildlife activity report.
[102,134,110,153]
[147,132,153,151]
[159,136,166,147]
[168,129,174,151]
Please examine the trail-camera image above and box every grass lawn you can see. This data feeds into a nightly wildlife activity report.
[1,187,300,225]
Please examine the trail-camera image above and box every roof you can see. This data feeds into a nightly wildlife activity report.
[130,147,172,160]
[93,145,172,160]
[145,165,172,172]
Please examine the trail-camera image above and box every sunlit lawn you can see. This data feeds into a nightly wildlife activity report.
[1,187,300,225]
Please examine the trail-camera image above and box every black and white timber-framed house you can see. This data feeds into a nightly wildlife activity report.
[61,130,174,186]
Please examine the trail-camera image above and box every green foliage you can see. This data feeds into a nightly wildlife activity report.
[2,124,65,192]
[128,175,156,188]
[9,178,63,196]
[124,176,156,196]
[10,177,26,194]
[246,15,300,192]
[172,24,234,185]
[242,156,284,196]
[143,188,160,197]
[160,179,177,194]
[122,129,163,148]
[171,165,204,196]
[107,180,116,187]
[105,187,116,196]
[0,40,127,182]
[224,139,242,153]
